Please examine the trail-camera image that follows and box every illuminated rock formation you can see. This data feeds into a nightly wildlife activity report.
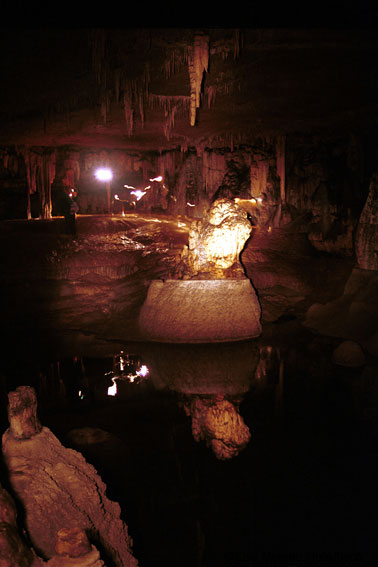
[138,198,261,342]
[176,198,253,278]
[46,528,105,567]
[183,397,251,460]
[2,386,137,567]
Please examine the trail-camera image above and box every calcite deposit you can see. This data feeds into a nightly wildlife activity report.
[175,198,253,278]
[184,397,251,460]
[2,386,137,567]
[0,481,43,567]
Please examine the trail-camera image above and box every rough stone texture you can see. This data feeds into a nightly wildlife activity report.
[138,279,262,343]
[332,340,366,367]
[184,397,251,460]
[355,173,378,270]
[304,268,378,356]
[2,424,137,567]
[46,547,105,567]
[7,385,42,440]
[54,527,92,558]
[0,482,39,567]
[175,198,252,278]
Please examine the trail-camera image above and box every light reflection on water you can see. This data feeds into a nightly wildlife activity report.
[31,341,282,460]
[1,339,378,567]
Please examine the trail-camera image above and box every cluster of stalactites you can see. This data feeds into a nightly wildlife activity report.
[23,149,56,220]
[87,29,248,142]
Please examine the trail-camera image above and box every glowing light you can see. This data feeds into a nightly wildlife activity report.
[250,198,257,204]
[268,226,272,232]
[186,202,195,207]
[114,194,119,200]
[107,379,117,396]
[95,168,113,181]
[257,197,263,203]
[137,364,149,377]
[149,175,163,182]
[124,184,136,190]
[130,190,146,201]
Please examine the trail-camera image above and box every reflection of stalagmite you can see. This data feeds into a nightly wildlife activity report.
[2,386,137,567]
[184,397,251,460]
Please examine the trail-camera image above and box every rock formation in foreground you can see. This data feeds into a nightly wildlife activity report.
[2,386,137,567]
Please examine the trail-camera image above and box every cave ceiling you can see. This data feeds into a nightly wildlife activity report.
[1,20,378,153]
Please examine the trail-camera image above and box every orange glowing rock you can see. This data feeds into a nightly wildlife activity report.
[187,397,251,460]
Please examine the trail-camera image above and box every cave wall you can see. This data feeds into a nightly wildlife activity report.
[0,130,375,258]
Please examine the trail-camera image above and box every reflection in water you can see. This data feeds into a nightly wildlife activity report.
[107,352,150,396]
[139,341,262,459]
[183,396,251,460]
[30,341,284,460]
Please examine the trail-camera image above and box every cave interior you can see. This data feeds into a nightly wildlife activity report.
[1,16,378,567]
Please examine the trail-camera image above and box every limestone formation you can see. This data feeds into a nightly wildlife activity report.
[332,340,366,367]
[0,482,40,567]
[7,385,42,439]
[175,198,253,279]
[46,528,105,567]
[138,279,262,342]
[304,267,378,356]
[184,397,251,460]
[2,386,137,567]
[355,173,378,270]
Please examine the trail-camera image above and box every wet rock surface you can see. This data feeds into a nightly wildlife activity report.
[2,388,137,567]
[0,212,375,357]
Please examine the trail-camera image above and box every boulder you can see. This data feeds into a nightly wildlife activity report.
[2,387,137,567]
[332,340,366,367]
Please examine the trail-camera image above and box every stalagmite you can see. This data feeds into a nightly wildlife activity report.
[7,385,42,439]
[46,528,105,567]
[2,386,138,567]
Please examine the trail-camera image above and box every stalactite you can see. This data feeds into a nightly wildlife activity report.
[40,152,56,219]
[276,135,286,203]
[233,29,242,58]
[188,33,209,127]
[114,69,121,103]
[89,29,106,85]
[149,95,190,140]
[206,85,217,109]
[138,93,144,128]
[203,151,226,199]
[22,150,56,219]
[123,91,134,137]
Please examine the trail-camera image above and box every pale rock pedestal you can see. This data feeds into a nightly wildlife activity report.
[138,278,262,343]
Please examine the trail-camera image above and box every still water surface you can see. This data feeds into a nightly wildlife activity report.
[1,337,377,567]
